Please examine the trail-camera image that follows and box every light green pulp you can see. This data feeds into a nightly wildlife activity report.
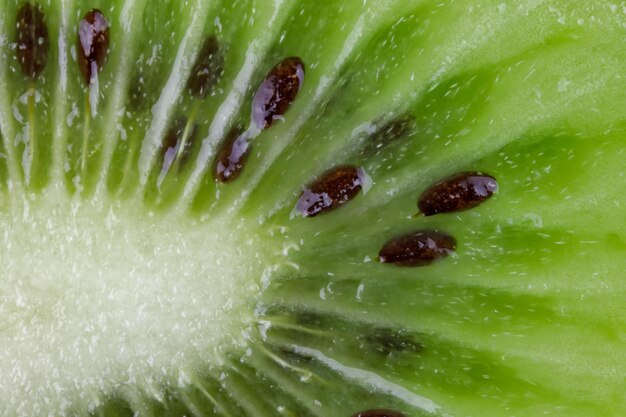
[0,0,625,416]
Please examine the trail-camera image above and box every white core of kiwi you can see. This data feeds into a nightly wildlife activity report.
[0,186,263,415]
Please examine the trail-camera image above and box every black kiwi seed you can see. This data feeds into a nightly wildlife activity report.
[378,230,456,267]
[418,171,498,216]
[15,2,49,80]
[77,9,110,86]
[295,165,367,217]
[187,35,224,98]
[350,409,405,417]
[213,125,250,183]
[251,56,305,131]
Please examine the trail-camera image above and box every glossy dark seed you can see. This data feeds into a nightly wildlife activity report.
[187,35,223,98]
[296,165,367,217]
[351,409,405,417]
[378,230,456,267]
[214,126,250,183]
[418,171,498,216]
[77,9,110,86]
[15,3,49,79]
[365,328,422,355]
[252,57,305,130]
[161,117,197,168]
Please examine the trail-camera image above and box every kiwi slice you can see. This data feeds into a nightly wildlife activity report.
[0,0,624,416]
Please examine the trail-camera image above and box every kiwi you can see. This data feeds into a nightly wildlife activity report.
[0,1,624,416]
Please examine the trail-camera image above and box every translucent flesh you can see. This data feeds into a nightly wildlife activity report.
[0,0,625,416]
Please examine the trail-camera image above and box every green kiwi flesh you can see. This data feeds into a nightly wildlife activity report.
[0,1,625,416]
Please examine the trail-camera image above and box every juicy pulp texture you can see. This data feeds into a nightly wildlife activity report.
[0,0,625,416]
[0,188,266,416]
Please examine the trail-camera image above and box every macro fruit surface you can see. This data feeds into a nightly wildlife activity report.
[0,1,625,416]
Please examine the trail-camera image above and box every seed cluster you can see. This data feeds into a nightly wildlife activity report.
[290,138,497,268]
[376,171,497,266]
[10,5,501,415]
[214,56,305,182]
[156,35,224,176]
[291,166,497,267]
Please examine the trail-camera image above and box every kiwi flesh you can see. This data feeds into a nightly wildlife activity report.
[0,1,625,416]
